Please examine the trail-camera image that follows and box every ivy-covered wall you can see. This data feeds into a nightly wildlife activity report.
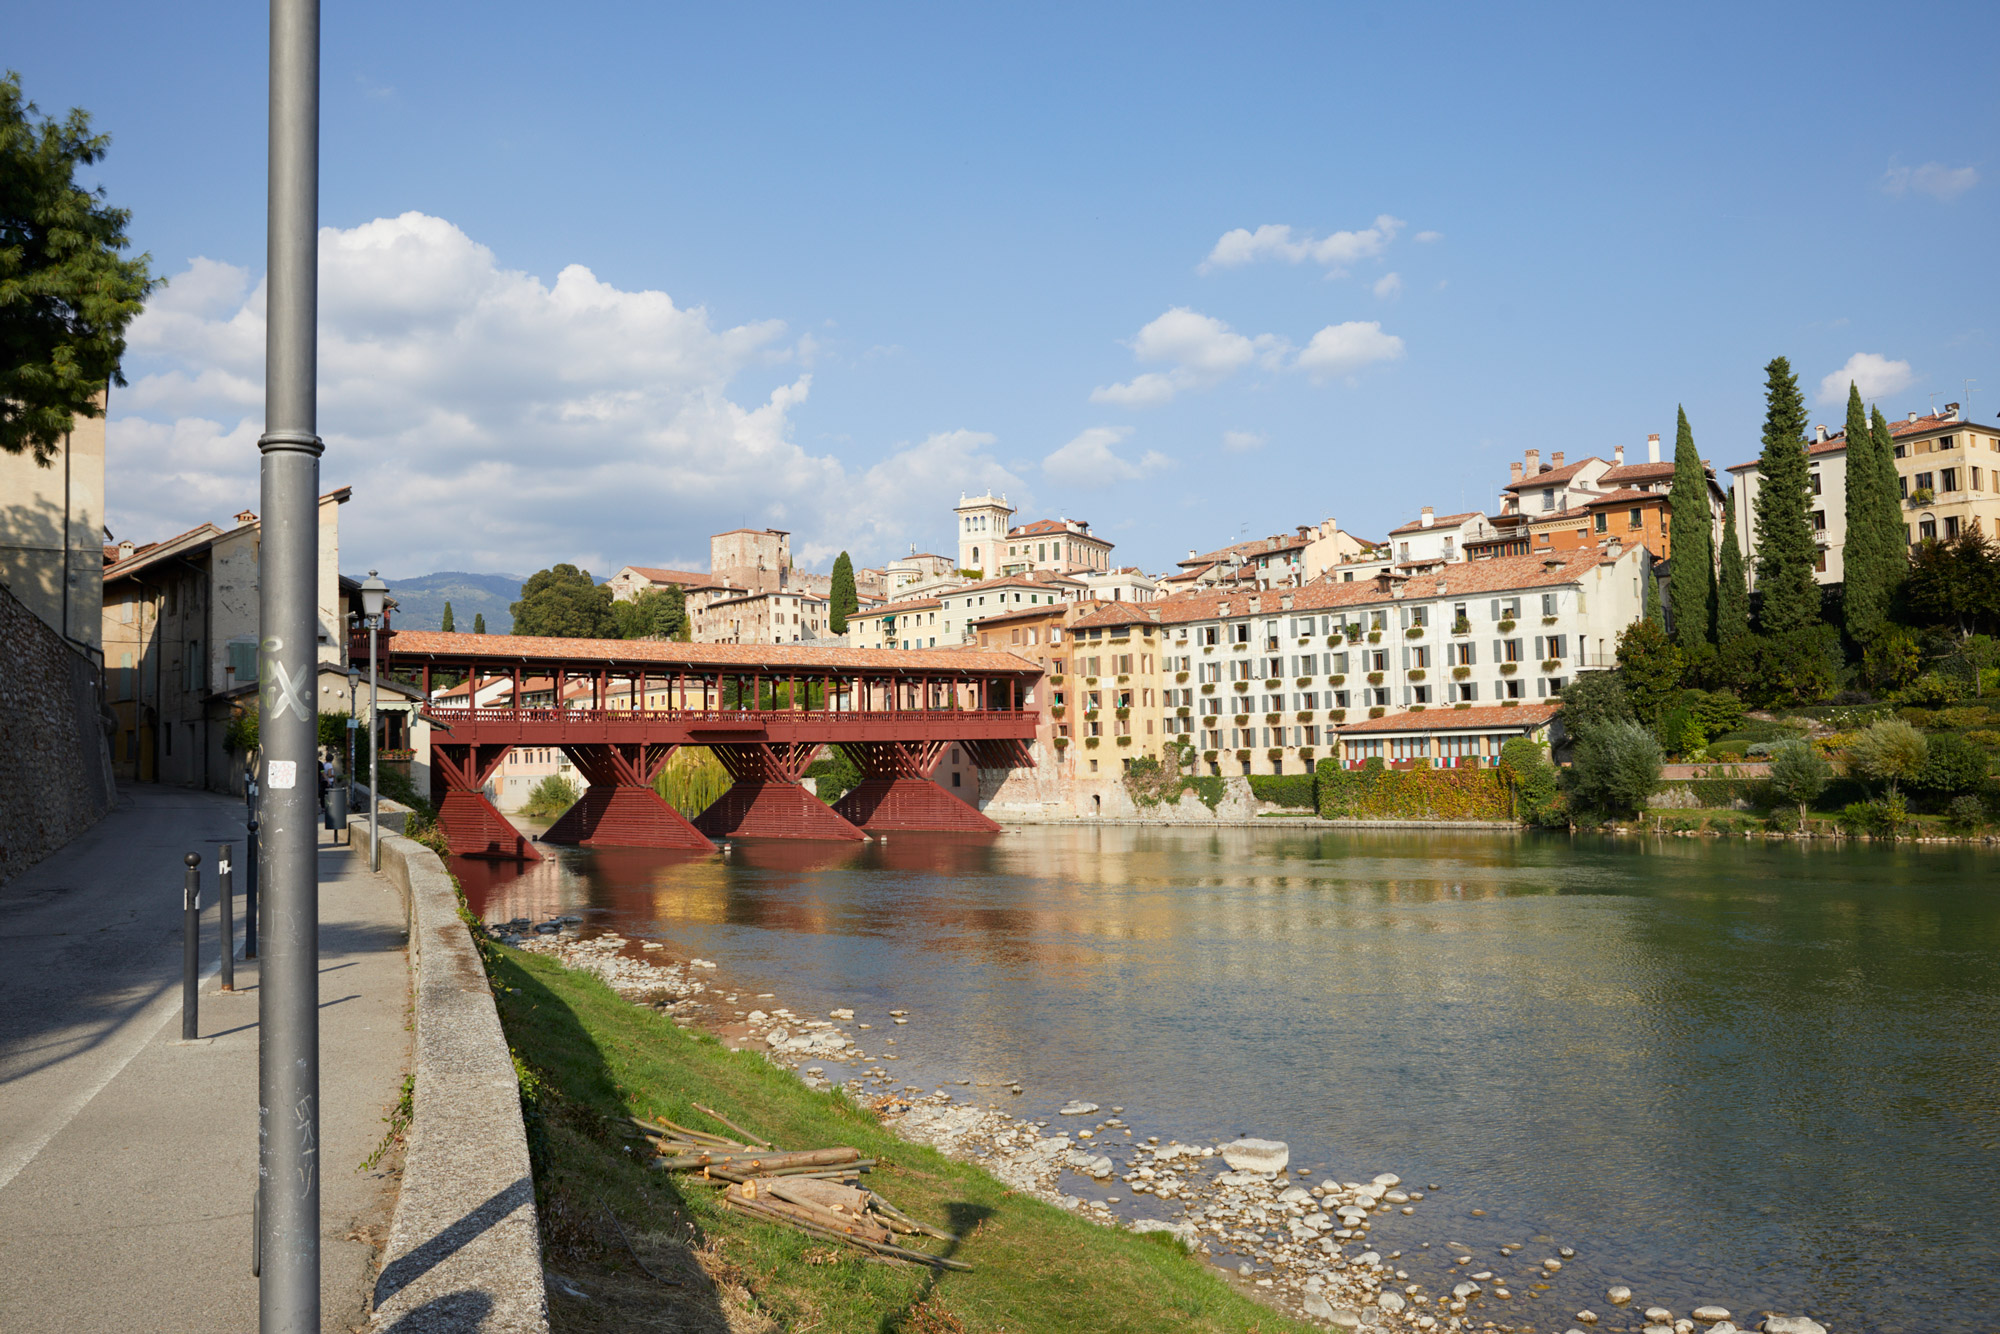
[1314,760,1511,821]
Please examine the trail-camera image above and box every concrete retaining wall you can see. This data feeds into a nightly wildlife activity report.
[0,582,114,885]
[349,815,549,1333]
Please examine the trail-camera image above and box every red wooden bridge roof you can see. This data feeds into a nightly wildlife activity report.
[371,630,1041,676]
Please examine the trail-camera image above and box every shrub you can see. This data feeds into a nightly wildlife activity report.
[1692,689,1747,737]
[1557,671,1633,730]
[520,773,582,818]
[1968,730,2000,750]
[1946,794,1989,834]
[1847,718,1928,797]
[1895,674,1963,708]
[1498,737,1562,826]
[1563,721,1664,818]
[1913,732,1991,798]
[1838,795,1908,838]
[1316,759,1510,821]
[1656,706,1706,758]
[1767,739,1832,827]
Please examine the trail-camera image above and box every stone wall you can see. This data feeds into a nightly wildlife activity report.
[0,582,115,884]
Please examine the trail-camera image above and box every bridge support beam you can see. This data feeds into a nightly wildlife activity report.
[432,744,542,861]
[694,743,866,842]
[832,740,1006,833]
[544,743,714,851]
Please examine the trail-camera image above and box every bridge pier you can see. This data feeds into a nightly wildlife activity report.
[832,740,1007,833]
[432,744,542,860]
[543,743,714,851]
[693,743,866,842]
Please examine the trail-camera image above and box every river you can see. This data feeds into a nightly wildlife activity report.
[457,825,2000,1332]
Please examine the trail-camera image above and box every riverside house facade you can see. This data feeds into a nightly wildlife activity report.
[1054,543,1652,782]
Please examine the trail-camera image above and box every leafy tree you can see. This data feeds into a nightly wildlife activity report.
[440,600,455,633]
[1847,718,1927,798]
[510,564,617,638]
[1900,529,2000,637]
[1751,356,1820,634]
[1563,721,1664,817]
[615,584,688,641]
[520,772,582,819]
[1716,494,1751,644]
[1,73,158,464]
[1615,618,1681,724]
[1655,704,1706,758]
[1840,385,1891,643]
[1556,670,1633,730]
[473,612,486,635]
[1667,406,1714,650]
[1767,738,1831,827]
[1715,626,1840,707]
[1861,625,1922,693]
[1691,688,1745,737]
[1498,737,1562,826]
[1913,732,1990,799]
[829,552,858,634]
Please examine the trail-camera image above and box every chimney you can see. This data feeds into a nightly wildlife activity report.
[1646,433,1661,463]
[235,509,257,527]
[1525,448,1541,475]
[1551,451,1565,470]
[1946,402,1962,421]
[1910,411,1920,423]
[1188,548,1197,559]
[1815,425,1829,443]
[117,539,135,561]
[1420,506,1435,528]
[1510,461,1523,484]
[1614,443,1625,465]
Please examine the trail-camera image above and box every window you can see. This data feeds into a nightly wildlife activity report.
[1390,736,1431,761]
[1945,516,1962,539]
[1545,635,1568,660]
[1894,443,1907,459]
[1809,472,1822,495]
[1500,638,1523,662]
[1811,510,1827,531]
[1919,517,1938,540]
[1449,641,1476,666]
[1593,512,1608,533]
[1541,593,1557,616]
[1941,468,1959,493]
[1541,488,1556,511]
[1501,677,1524,699]
[1409,604,1429,627]
[1411,685,1431,704]
[1628,508,1642,529]
[1233,622,1251,643]
[1916,471,1934,491]
[1410,645,1430,669]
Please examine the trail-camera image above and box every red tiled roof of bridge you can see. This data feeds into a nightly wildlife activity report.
[380,630,1038,673]
[1336,701,1560,734]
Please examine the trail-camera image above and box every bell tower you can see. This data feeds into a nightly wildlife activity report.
[953,492,1014,576]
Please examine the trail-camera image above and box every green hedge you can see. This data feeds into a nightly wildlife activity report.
[1248,774,1317,808]
[1314,759,1510,821]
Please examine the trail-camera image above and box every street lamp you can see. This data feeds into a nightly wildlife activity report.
[344,663,360,802]
[360,571,388,871]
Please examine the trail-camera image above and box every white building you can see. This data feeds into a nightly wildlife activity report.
[955,492,1114,578]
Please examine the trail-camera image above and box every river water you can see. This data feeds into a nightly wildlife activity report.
[458,826,2000,1332]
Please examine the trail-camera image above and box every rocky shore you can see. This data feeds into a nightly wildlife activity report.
[490,918,1834,1334]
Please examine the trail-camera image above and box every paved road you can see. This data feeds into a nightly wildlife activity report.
[0,785,413,1332]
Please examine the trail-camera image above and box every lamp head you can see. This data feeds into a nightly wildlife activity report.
[360,570,388,619]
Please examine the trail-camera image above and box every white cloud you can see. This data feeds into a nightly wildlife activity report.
[1040,427,1171,488]
[1223,430,1264,453]
[1415,230,1443,243]
[1880,162,1978,201]
[1294,321,1406,382]
[107,212,1025,573]
[1091,307,1283,406]
[1816,352,1916,406]
[1200,215,1406,274]
[1372,272,1403,300]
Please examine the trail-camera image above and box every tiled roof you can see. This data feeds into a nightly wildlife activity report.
[854,597,942,615]
[1503,457,1606,491]
[620,566,715,586]
[1727,411,1995,471]
[939,574,1078,598]
[380,631,1038,673]
[1070,601,1161,630]
[1525,505,1594,526]
[1585,487,1666,508]
[102,523,225,580]
[1596,461,1677,485]
[1337,701,1560,734]
[1009,518,1102,539]
[972,599,1102,628]
[1182,533,1310,567]
[1386,510,1483,536]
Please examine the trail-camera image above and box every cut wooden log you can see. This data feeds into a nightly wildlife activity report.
[656,1146,859,1173]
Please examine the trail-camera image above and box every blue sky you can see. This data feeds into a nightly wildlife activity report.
[14,2,1997,579]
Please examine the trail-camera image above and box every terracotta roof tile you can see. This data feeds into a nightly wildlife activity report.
[1727,411,1996,471]
[1337,701,1560,734]
[1386,510,1483,536]
[1503,456,1607,491]
[381,630,1036,673]
[1585,487,1666,507]
[1596,461,1677,485]
[1008,518,1102,539]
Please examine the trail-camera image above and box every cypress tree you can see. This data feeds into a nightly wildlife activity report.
[1716,494,1750,643]
[1751,356,1820,633]
[829,551,858,634]
[1870,406,1909,578]
[1841,383,1888,643]
[440,600,455,633]
[1667,405,1714,650]
[473,612,486,635]
[1646,563,1665,627]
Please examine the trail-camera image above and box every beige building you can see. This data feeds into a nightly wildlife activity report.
[0,395,106,651]
[691,587,833,644]
[1727,404,2000,586]
[955,492,1115,578]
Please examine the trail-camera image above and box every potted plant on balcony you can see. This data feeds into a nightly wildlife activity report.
[1452,616,1472,635]
[1453,665,1471,680]
[1405,625,1425,639]
[1366,671,1384,685]
[1408,668,1426,681]
[1500,662,1518,675]
[1498,617,1517,633]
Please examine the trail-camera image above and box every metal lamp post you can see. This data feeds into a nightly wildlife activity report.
[360,572,387,871]
[344,663,359,800]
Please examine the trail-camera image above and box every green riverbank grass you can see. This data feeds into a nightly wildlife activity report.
[488,942,1315,1334]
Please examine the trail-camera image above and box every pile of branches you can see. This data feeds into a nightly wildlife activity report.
[631,1103,968,1270]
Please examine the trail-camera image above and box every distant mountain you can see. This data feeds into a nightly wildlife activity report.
[368,571,525,633]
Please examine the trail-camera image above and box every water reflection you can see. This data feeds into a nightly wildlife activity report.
[460,827,2000,1332]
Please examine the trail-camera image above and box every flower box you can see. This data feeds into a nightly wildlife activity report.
[1368,706,1385,718]
[1367,672,1384,685]
[1541,659,1562,672]
[1498,619,1517,633]
[1452,666,1471,680]
[1405,626,1426,639]
[1500,663,1518,675]
[1408,669,1426,682]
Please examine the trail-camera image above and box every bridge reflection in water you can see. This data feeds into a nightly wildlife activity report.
[360,631,1041,859]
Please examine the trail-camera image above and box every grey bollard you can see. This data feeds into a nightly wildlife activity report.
[182,853,201,1040]
[218,843,235,992]
[245,819,259,959]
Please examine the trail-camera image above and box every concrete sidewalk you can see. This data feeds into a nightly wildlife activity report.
[0,785,413,1333]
